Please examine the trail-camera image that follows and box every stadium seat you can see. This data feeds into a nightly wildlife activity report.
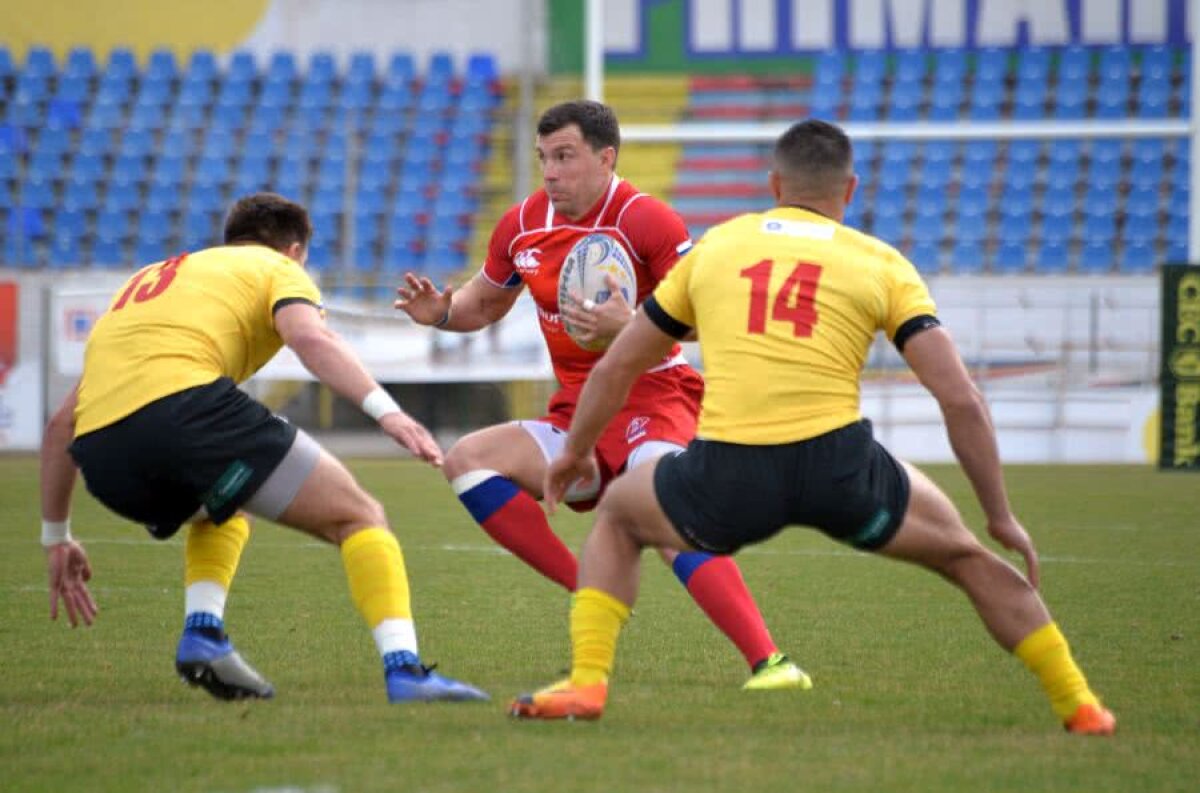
[1078,242,1115,273]
[993,242,1028,274]
[1034,242,1069,274]
[950,240,985,273]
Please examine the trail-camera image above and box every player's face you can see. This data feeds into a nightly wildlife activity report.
[536,124,615,220]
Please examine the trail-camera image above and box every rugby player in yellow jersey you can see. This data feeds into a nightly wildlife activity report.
[511,120,1115,735]
[39,193,487,703]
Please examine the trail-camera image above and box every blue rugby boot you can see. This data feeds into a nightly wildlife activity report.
[384,652,489,703]
[175,629,275,701]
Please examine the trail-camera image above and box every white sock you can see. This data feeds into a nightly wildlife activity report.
[185,581,227,621]
[373,618,419,658]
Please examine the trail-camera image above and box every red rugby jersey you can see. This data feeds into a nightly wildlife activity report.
[482,176,694,387]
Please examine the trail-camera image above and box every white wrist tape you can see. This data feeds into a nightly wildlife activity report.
[361,387,402,422]
[41,519,73,548]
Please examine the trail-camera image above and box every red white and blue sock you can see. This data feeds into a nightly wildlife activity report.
[452,469,578,591]
[671,552,778,670]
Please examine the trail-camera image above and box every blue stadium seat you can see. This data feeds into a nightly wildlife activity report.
[307,239,335,270]
[62,178,99,211]
[993,242,1027,274]
[1099,46,1132,81]
[1041,185,1076,220]
[50,233,83,267]
[133,238,171,264]
[1086,161,1121,191]
[95,206,131,239]
[1083,214,1116,244]
[19,179,55,209]
[950,240,985,273]
[91,238,127,268]
[0,47,13,79]
[1125,186,1161,219]
[1033,241,1069,274]
[1044,160,1079,192]
[348,51,376,83]
[387,52,417,85]
[147,49,178,80]
[1130,159,1164,191]
[1053,85,1088,119]
[1137,81,1172,117]
[812,50,845,88]
[1078,242,1114,273]
[1048,140,1083,166]
[908,242,941,274]
[975,48,1008,82]
[228,51,256,82]
[1119,242,1157,273]
[1007,140,1041,167]
[927,81,963,120]
[935,48,967,82]
[1141,45,1173,82]
[1090,140,1123,166]
[1123,215,1159,245]
[24,46,56,76]
[308,50,337,83]
[1058,45,1090,83]
[1016,47,1051,81]
[1039,214,1072,246]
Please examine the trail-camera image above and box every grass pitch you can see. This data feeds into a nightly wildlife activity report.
[1,458,1197,792]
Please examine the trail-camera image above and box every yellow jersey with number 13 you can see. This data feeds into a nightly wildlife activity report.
[75,244,322,436]
[649,206,936,445]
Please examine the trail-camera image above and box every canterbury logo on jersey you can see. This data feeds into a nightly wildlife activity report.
[761,218,836,239]
[676,239,694,255]
[514,248,543,271]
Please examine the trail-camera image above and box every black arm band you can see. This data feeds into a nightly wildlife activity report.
[643,296,693,340]
[893,314,941,352]
[272,297,320,315]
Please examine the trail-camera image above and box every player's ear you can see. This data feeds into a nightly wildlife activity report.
[284,241,306,264]
[601,145,617,170]
[768,170,783,202]
[844,173,859,207]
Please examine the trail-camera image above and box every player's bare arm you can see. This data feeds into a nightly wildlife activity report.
[275,303,443,465]
[544,311,676,511]
[38,383,99,627]
[901,326,1039,585]
[394,272,522,332]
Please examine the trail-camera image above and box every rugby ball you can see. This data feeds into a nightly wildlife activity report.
[557,233,638,351]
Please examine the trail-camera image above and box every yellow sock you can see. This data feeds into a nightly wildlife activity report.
[185,515,251,589]
[1014,622,1101,721]
[340,527,413,626]
[570,587,631,687]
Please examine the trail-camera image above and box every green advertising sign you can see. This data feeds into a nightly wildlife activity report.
[1159,265,1200,470]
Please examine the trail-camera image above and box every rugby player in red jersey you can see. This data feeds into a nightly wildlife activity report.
[396,100,807,690]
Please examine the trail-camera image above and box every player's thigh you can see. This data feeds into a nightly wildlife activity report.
[626,440,688,563]
[599,460,695,552]
[876,461,983,573]
[442,421,549,495]
[272,444,386,544]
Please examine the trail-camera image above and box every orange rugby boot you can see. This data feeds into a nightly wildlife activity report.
[509,678,608,720]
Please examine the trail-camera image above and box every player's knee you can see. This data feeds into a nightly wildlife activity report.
[442,434,484,480]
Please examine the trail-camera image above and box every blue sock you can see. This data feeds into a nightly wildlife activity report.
[383,650,422,673]
[184,612,224,632]
[671,551,714,586]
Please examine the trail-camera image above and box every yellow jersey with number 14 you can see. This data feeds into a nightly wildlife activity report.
[649,206,936,445]
[75,244,323,436]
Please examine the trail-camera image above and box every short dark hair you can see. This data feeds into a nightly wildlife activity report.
[537,100,621,155]
[223,192,313,251]
[773,120,854,191]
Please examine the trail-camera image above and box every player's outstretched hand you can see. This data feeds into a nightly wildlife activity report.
[394,273,454,326]
[47,540,97,627]
[987,514,1040,589]
[563,274,635,347]
[379,411,445,467]
[543,451,598,516]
